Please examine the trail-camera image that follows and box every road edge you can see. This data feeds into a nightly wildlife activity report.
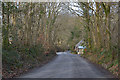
[80,56,118,78]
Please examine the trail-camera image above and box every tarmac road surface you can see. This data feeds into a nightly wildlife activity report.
[20,51,114,78]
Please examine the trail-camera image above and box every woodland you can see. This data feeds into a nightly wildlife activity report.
[1,2,119,77]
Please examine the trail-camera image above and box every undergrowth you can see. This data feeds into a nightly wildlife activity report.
[81,48,118,77]
[2,44,56,78]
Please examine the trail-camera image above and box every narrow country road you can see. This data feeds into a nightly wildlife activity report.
[20,51,113,78]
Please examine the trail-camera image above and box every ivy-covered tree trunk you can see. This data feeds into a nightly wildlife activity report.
[2,3,9,50]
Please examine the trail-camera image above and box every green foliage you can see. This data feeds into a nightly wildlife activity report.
[71,50,77,54]
[2,43,52,71]
[70,26,81,40]
[29,45,44,57]
[2,50,20,67]
[100,50,105,55]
